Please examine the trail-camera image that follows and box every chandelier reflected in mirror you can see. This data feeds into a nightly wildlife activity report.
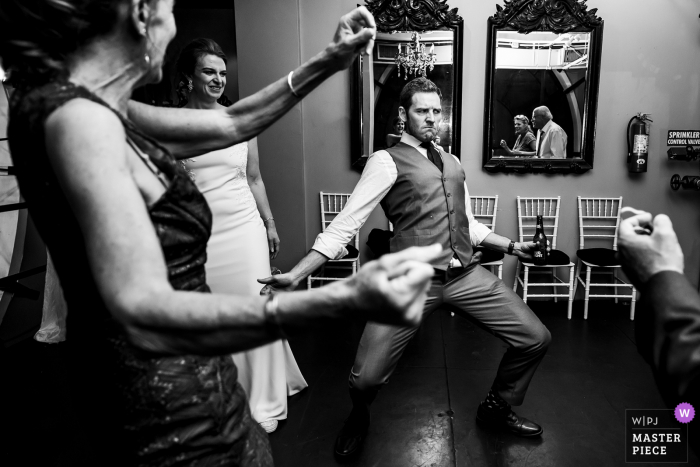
[395,32,437,80]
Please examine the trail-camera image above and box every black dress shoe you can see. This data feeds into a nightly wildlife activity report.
[476,403,543,437]
[335,387,376,457]
[334,417,368,457]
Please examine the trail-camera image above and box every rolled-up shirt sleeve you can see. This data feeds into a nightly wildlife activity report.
[454,155,492,246]
[312,152,397,260]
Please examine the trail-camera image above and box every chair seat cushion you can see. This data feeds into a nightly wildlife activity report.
[520,248,570,266]
[474,246,505,264]
[345,244,359,259]
[576,248,619,266]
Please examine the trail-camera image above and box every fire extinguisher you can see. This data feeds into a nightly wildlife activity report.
[627,113,652,173]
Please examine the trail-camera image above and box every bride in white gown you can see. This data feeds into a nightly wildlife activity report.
[177,38,307,433]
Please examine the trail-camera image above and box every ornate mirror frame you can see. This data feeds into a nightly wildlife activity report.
[351,0,464,172]
[482,0,603,174]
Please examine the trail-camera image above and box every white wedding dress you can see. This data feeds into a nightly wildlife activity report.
[183,142,307,424]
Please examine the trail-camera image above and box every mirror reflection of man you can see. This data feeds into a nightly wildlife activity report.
[260,77,551,457]
[531,106,567,159]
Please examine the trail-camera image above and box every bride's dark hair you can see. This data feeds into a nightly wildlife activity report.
[0,0,137,87]
[175,38,232,107]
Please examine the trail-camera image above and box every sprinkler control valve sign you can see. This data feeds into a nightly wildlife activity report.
[667,130,700,146]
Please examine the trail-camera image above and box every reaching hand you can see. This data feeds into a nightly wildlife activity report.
[258,272,298,295]
[329,6,377,70]
[470,250,483,265]
[266,224,280,259]
[341,244,440,327]
[617,208,684,288]
[499,140,512,155]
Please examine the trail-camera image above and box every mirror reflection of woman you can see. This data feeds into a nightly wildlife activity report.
[385,115,404,148]
[500,114,537,157]
[177,38,307,434]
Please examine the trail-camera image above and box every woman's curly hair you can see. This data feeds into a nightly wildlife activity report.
[175,38,231,107]
[0,0,132,88]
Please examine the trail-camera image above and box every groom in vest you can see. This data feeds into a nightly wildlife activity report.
[260,77,551,457]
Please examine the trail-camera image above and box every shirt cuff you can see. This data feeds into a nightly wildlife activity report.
[469,223,492,246]
[312,234,349,260]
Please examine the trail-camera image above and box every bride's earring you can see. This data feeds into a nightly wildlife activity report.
[187,79,193,93]
[144,53,150,65]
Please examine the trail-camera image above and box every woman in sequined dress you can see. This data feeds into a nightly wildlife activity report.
[1,1,437,465]
[177,39,307,434]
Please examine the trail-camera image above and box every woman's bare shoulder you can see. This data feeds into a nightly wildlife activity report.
[46,99,125,151]
[47,97,119,125]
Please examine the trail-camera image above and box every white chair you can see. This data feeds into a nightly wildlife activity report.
[513,196,576,318]
[573,196,636,320]
[470,195,503,279]
[307,192,360,289]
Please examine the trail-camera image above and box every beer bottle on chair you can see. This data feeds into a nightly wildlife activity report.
[532,215,548,266]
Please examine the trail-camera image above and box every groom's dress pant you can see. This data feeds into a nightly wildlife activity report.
[348,263,551,406]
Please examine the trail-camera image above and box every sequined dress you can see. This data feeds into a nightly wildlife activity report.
[8,81,273,466]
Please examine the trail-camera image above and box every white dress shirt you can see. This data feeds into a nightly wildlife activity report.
[312,133,492,260]
[535,120,567,159]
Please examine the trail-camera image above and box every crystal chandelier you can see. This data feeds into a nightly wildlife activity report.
[395,32,437,80]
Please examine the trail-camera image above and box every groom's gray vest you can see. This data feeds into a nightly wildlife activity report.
[380,142,473,270]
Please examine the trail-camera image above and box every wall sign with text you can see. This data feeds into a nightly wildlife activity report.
[667,130,700,146]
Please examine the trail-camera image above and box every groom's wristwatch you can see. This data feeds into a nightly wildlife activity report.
[508,240,515,255]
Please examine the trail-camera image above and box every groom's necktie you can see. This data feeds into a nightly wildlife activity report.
[420,141,443,172]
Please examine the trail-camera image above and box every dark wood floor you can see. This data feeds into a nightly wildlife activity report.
[1,300,697,466]
[269,301,699,467]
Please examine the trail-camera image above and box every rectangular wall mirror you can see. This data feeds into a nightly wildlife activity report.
[351,0,463,172]
[482,0,603,174]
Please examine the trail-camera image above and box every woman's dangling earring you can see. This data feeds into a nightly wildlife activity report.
[187,79,193,93]
[141,23,150,65]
